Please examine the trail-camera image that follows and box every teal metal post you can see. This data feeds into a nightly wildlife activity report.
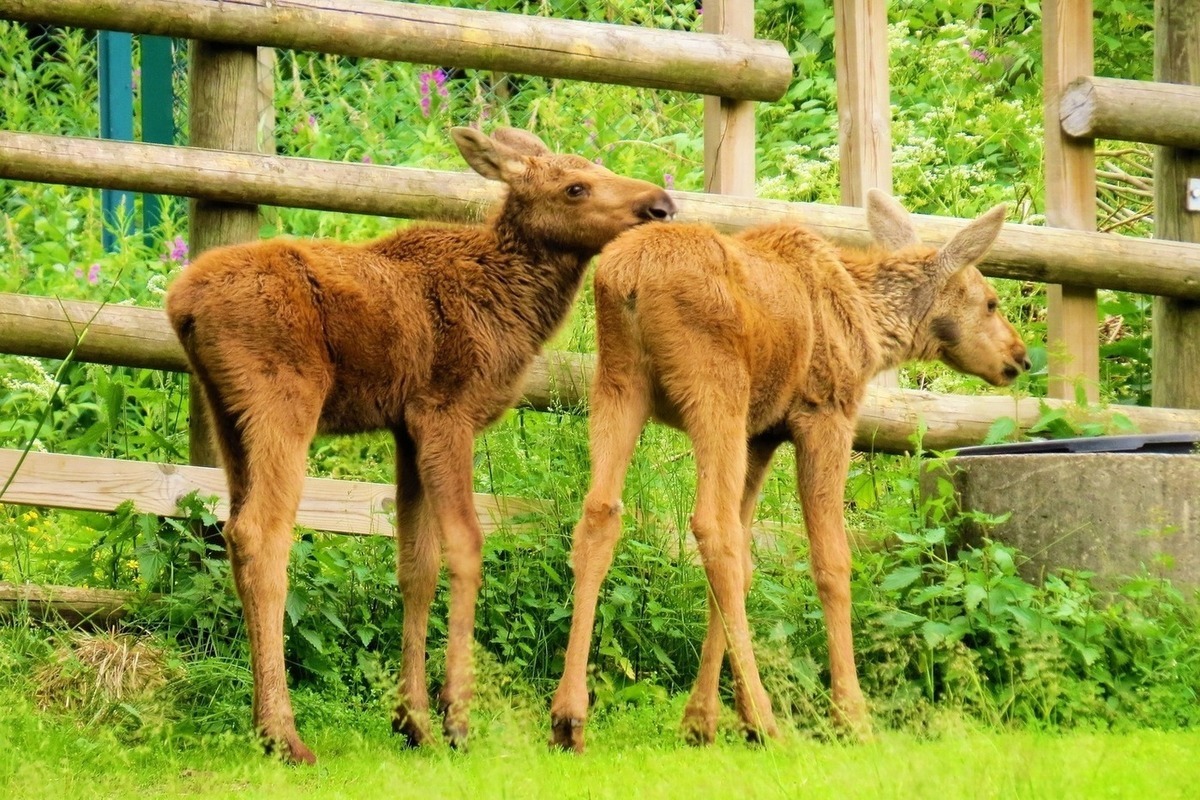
[139,36,176,244]
[99,30,134,251]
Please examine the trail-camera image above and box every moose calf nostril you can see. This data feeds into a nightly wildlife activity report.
[1022,358,1032,371]
[641,195,677,222]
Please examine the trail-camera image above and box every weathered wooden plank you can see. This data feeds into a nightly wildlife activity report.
[3,131,1198,298]
[1151,0,1200,409]
[0,449,538,537]
[1061,76,1200,149]
[0,0,792,101]
[1043,0,1100,402]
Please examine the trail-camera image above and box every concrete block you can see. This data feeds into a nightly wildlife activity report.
[923,453,1200,587]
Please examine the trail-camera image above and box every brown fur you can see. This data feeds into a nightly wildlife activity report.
[549,190,1028,751]
[165,127,674,763]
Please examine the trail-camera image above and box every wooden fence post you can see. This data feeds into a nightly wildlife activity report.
[1151,0,1200,408]
[186,41,265,466]
[834,0,895,387]
[703,0,756,197]
[1043,0,1100,402]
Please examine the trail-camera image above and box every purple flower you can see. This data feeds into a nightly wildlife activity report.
[361,154,373,164]
[969,48,988,63]
[74,267,84,280]
[307,114,318,129]
[162,236,189,266]
[418,69,450,116]
[663,172,675,190]
[87,263,101,285]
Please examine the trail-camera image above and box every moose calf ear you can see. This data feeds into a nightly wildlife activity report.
[935,203,1007,280]
[491,127,551,156]
[866,188,920,250]
[451,127,528,182]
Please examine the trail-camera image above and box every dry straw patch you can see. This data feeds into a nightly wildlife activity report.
[35,630,177,723]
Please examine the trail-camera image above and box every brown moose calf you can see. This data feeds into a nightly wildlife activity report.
[166,127,674,763]
[550,189,1029,751]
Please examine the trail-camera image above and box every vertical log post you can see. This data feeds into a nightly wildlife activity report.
[1043,0,1100,402]
[834,0,895,387]
[703,0,756,196]
[1151,0,1200,408]
[187,42,265,467]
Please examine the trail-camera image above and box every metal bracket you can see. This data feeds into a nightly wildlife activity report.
[1189,178,1200,212]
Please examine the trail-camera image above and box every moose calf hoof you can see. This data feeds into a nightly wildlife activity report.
[263,734,317,766]
[742,718,779,746]
[392,711,436,749]
[834,715,875,743]
[832,698,874,742]
[443,720,470,752]
[680,713,717,747]
[549,716,586,753]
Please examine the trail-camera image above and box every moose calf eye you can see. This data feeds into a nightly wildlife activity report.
[987,299,998,313]
[566,184,588,199]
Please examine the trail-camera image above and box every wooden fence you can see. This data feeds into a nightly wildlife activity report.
[2,0,1200,615]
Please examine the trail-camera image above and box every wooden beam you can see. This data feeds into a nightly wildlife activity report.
[1061,76,1200,148]
[0,292,591,412]
[186,39,264,468]
[834,0,896,388]
[1043,0,1100,402]
[703,0,757,196]
[3,132,1200,299]
[855,387,1200,453]
[0,582,148,624]
[5,294,1200,454]
[1152,0,1200,408]
[0,0,793,102]
[0,449,538,537]
[834,0,892,206]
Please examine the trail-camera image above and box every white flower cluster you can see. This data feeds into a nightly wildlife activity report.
[0,356,56,401]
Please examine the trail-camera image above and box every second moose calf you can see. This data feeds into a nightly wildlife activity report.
[550,189,1029,751]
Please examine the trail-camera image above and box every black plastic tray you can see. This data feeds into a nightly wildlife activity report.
[954,432,1200,457]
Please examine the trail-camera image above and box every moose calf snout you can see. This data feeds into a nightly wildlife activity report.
[639,193,677,222]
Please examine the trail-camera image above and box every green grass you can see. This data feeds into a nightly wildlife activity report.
[3,686,1198,800]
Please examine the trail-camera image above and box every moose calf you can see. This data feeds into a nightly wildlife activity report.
[550,189,1028,751]
[166,127,674,763]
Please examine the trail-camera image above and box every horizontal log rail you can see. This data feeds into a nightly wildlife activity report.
[0,0,792,102]
[5,293,1200,453]
[1061,76,1200,149]
[0,448,539,537]
[0,581,149,624]
[2,131,1199,299]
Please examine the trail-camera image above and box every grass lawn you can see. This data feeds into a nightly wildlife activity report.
[3,689,1198,800]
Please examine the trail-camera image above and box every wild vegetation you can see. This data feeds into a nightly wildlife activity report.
[0,1,1196,794]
